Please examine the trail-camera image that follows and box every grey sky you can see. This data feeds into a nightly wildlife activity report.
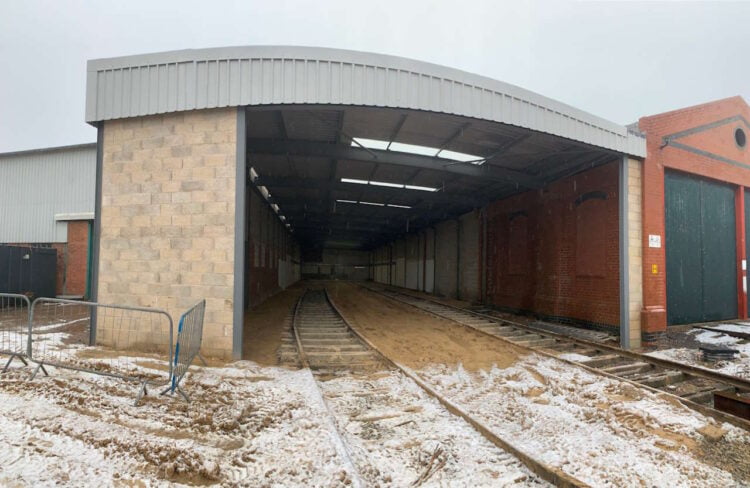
[1,0,748,152]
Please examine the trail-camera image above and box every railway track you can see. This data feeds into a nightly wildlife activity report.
[366,285,750,428]
[292,288,579,487]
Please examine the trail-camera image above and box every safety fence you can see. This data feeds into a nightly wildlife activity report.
[0,293,31,372]
[164,299,207,402]
[28,298,174,403]
[0,295,208,406]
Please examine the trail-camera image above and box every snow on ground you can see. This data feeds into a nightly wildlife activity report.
[556,352,593,362]
[648,328,750,380]
[713,323,750,334]
[417,354,750,487]
[0,361,358,487]
[319,370,546,487]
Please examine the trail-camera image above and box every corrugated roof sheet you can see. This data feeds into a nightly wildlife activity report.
[0,145,96,243]
[86,46,645,157]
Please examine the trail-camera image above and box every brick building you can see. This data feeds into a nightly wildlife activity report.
[638,96,750,342]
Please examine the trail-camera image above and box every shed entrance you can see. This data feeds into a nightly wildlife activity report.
[665,170,737,324]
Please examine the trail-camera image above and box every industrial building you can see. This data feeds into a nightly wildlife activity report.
[5,45,748,359]
[0,143,96,298]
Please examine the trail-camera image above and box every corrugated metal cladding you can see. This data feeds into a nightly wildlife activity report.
[0,145,96,243]
[459,211,480,302]
[86,46,645,156]
[435,220,459,298]
[372,228,436,294]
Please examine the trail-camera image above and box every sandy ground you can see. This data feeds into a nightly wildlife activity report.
[327,282,521,371]
[330,282,750,487]
[242,284,305,365]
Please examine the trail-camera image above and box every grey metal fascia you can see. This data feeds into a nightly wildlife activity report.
[85,45,646,157]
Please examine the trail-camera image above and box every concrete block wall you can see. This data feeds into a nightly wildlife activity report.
[627,158,643,348]
[98,108,237,359]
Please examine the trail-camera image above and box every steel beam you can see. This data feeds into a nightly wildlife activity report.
[255,175,486,207]
[246,138,543,188]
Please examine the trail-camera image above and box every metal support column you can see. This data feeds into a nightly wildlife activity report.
[232,108,247,360]
[619,155,631,349]
[89,123,104,345]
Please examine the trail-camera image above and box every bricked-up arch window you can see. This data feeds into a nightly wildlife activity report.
[508,211,528,275]
[575,192,607,277]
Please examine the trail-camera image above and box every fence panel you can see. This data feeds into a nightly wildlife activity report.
[168,299,206,401]
[0,293,31,371]
[29,298,174,399]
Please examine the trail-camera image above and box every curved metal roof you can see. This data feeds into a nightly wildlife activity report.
[86,46,645,157]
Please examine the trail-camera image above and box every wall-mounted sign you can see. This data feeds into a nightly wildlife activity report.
[648,234,661,248]
[652,264,658,275]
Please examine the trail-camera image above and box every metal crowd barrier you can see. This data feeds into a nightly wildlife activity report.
[163,299,207,402]
[0,293,31,372]
[28,298,174,405]
[0,295,208,406]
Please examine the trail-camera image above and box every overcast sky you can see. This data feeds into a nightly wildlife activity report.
[1,0,748,152]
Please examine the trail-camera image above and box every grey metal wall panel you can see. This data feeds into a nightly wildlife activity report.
[459,210,480,302]
[0,145,96,243]
[425,228,435,294]
[86,46,645,157]
[405,234,419,290]
[434,220,458,298]
[394,239,406,288]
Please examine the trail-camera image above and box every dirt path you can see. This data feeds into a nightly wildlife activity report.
[327,281,522,371]
[242,284,305,365]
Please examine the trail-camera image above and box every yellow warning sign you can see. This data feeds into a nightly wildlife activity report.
[652,264,658,275]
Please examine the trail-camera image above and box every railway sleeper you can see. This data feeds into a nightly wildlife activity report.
[516,338,558,348]
[600,361,653,376]
[580,354,622,368]
[506,333,543,343]
[633,371,686,388]
[304,344,369,352]
[682,388,723,405]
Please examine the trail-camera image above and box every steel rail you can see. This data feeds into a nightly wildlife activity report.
[291,292,365,488]
[367,285,750,430]
[321,288,588,488]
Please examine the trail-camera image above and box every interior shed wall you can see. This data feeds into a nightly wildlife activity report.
[301,249,369,281]
[459,210,481,302]
[246,188,300,309]
[434,220,458,298]
[486,161,620,329]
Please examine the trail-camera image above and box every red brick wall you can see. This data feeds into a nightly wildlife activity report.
[486,161,620,328]
[638,96,750,334]
[65,221,90,297]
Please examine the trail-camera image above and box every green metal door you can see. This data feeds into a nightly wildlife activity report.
[665,171,737,325]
